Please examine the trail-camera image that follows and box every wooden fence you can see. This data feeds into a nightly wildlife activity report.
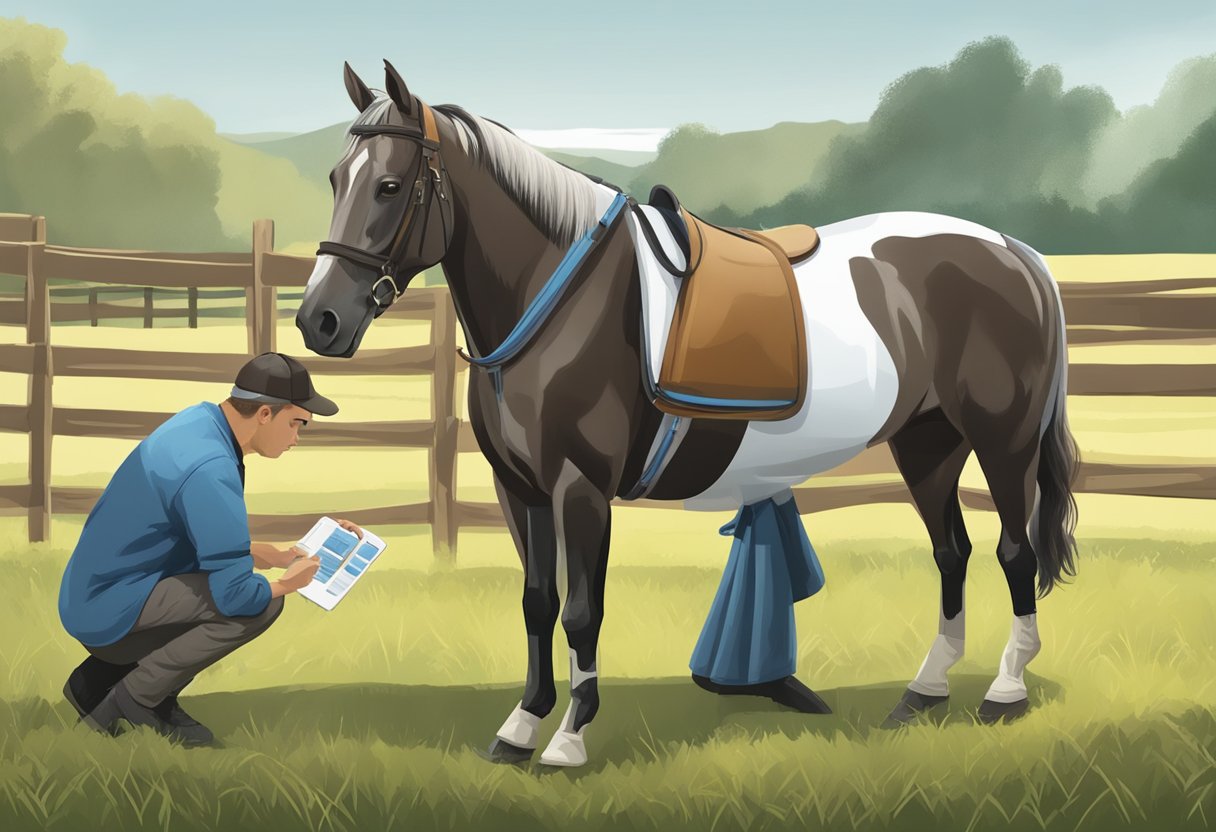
[50,286,306,329]
[0,212,1213,558]
[0,214,463,555]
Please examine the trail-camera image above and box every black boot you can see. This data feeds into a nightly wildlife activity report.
[63,656,138,720]
[693,673,832,714]
[154,684,214,746]
[84,679,216,747]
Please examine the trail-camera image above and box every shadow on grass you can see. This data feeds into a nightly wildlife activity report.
[10,673,1062,773]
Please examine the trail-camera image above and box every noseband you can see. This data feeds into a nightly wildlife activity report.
[316,101,454,317]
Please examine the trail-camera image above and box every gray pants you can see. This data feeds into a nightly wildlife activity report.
[87,573,284,707]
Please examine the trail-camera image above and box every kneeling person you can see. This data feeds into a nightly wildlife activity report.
[57,353,360,746]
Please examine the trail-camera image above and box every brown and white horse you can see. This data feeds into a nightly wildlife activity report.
[296,61,1079,767]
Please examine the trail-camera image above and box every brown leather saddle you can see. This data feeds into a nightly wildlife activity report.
[634,186,819,421]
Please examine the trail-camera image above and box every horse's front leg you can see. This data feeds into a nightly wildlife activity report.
[486,480,559,764]
[539,461,612,767]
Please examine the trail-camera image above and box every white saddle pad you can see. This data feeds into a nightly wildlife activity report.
[624,204,686,390]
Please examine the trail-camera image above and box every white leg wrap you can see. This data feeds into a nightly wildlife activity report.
[907,590,966,697]
[495,701,542,749]
[569,647,597,687]
[984,613,1041,704]
[539,701,587,767]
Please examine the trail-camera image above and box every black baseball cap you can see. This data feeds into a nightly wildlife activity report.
[230,352,339,417]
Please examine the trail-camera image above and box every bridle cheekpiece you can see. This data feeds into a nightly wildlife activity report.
[316,100,454,317]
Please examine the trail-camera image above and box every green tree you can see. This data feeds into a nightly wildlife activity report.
[0,19,232,249]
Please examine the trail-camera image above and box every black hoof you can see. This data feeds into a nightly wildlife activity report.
[882,689,949,728]
[476,738,535,765]
[978,698,1030,725]
[692,674,831,714]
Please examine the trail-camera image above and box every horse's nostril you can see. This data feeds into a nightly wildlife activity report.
[319,309,340,340]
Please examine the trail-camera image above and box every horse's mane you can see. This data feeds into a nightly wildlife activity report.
[431,103,601,248]
[346,94,600,248]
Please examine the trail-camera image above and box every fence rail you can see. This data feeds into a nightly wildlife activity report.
[0,213,1212,556]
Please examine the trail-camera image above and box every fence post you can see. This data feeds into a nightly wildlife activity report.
[429,289,459,562]
[246,227,258,355]
[25,219,51,543]
[187,287,198,328]
[251,219,276,354]
[89,287,98,326]
[143,287,154,328]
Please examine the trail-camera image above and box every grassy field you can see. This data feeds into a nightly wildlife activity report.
[0,253,1212,830]
[1,529,1213,831]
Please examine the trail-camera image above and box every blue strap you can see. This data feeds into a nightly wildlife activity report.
[623,415,682,500]
[660,389,797,410]
[465,192,629,371]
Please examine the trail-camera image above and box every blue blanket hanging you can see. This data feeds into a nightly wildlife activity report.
[689,490,825,686]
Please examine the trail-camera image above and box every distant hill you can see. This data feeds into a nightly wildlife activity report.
[629,120,865,215]
[543,147,656,166]
[232,120,653,186]
[233,118,863,215]
[220,131,299,144]
[229,123,350,183]
[543,152,642,189]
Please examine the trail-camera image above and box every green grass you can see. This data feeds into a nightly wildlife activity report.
[1,529,1212,831]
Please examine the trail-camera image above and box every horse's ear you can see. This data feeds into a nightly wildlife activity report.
[383,59,414,115]
[344,62,375,112]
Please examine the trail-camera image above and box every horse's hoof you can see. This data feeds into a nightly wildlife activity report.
[495,702,542,748]
[978,698,1030,725]
[477,738,534,765]
[539,730,587,767]
[693,674,831,714]
[882,689,949,728]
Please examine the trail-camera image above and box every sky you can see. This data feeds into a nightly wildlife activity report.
[5,1,1215,149]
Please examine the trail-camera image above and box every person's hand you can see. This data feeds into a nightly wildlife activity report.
[279,555,320,592]
[251,542,301,570]
[269,545,303,568]
[335,518,364,539]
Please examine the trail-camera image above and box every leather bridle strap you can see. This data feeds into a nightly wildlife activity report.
[316,100,451,314]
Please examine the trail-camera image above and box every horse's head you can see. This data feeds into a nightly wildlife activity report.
[296,61,453,357]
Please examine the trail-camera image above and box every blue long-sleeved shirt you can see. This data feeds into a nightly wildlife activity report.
[59,402,271,647]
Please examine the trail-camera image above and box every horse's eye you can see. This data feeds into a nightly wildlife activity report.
[377,180,401,198]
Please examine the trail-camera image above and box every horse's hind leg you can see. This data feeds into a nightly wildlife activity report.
[486,478,559,764]
[973,438,1043,724]
[883,409,974,727]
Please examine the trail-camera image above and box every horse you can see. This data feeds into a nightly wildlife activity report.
[296,60,1080,768]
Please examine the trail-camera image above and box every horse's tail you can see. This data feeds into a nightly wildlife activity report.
[1033,377,1081,597]
[1019,239,1081,598]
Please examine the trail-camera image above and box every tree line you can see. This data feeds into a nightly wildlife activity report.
[1,19,1211,255]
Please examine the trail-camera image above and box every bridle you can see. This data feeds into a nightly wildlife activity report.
[315,100,454,317]
[314,93,629,400]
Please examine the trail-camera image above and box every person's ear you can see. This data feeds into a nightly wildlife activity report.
[258,404,272,424]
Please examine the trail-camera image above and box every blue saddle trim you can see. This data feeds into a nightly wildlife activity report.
[464,192,629,372]
[658,389,797,410]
